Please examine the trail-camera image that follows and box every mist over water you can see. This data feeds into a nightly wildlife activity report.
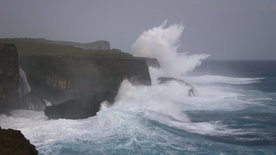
[0,22,276,154]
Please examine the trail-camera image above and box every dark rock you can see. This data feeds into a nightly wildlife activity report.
[45,96,104,119]
[0,39,152,119]
[41,56,151,119]
[0,127,38,155]
[135,57,160,68]
[20,55,151,102]
[0,43,20,114]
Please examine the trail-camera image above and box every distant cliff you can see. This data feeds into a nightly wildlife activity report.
[0,38,110,51]
[53,40,110,50]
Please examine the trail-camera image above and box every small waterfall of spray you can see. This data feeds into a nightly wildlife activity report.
[19,68,47,110]
[19,67,31,97]
[132,20,209,78]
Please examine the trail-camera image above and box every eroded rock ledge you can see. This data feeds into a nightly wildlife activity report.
[0,127,38,155]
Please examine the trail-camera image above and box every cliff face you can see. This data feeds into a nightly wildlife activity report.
[19,55,151,119]
[0,39,152,119]
[0,44,20,114]
[0,127,38,155]
[20,55,150,99]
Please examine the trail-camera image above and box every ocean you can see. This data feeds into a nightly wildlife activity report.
[0,22,275,155]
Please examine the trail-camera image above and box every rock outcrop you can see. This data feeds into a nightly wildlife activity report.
[26,55,151,119]
[0,39,152,119]
[0,44,20,114]
[0,127,38,155]
[158,77,198,97]
[135,57,160,68]
[44,96,104,119]
[19,53,151,106]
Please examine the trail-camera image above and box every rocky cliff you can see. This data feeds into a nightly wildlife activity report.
[0,39,152,119]
[0,44,20,114]
[0,127,38,155]
[21,54,151,119]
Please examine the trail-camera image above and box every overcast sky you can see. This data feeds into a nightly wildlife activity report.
[0,0,275,60]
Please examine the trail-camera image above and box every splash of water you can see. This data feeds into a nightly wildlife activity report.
[132,20,209,77]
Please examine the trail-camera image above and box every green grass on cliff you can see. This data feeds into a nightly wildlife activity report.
[0,38,131,58]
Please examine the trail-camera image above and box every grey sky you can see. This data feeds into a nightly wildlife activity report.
[0,0,275,60]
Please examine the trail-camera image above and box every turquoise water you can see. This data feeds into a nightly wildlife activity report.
[0,60,275,155]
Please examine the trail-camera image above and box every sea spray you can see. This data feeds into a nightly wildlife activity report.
[114,79,191,122]
[132,20,209,77]
[113,21,211,124]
